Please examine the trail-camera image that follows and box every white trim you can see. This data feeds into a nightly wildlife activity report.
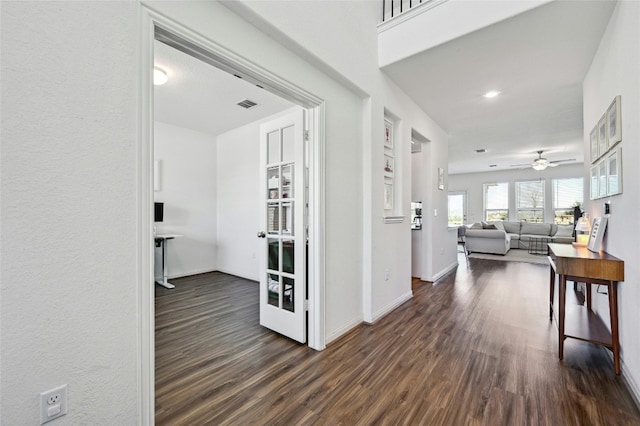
[425,260,458,282]
[622,360,640,411]
[368,291,413,323]
[377,0,449,33]
[383,215,405,224]
[325,317,363,345]
[139,5,327,420]
[138,8,154,426]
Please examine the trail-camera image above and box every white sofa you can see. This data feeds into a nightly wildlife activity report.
[464,221,574,255]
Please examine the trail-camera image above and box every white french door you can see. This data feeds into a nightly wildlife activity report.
[258,109,306,343]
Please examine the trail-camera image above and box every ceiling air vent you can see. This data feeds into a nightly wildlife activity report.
[475,148,487,153]
[236,99,258,109]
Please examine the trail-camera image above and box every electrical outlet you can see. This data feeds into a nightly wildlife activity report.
[40,384,68,424]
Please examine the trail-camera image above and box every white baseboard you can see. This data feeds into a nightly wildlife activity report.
[603,350,640,410]
[325,317,363,345]
[368,291,413,324]
[214,268,259,283]
[425,260,458,282]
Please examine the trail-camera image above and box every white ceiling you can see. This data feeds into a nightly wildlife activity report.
[154,40,295,137]
[382,0,616,175]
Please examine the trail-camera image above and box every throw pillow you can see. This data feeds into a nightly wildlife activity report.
[490,221,505,231]
[470,222,483,229]
[484,224,497,230]
[554,224,574,237]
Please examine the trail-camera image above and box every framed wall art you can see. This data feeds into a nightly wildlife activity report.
[598,159,607,198]
[589,125,599,163]
[384,118,393,149]
[384,154,394,178]
[587,216,608,252]
[383,182,394,210]
[597,113,607,159]
[437,167,444,190]
[590,165,598,200]
[606,147,622,196]
[606,95,622,149]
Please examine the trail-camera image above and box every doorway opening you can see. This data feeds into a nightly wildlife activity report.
[139,10,326,422]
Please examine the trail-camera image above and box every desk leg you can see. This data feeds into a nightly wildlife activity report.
[549,265,555,320]
[609,281,620,375]
[156,239,175,289]
[586,283,592,311]
[558,274,566,360]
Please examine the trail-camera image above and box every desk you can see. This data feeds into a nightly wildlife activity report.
[155,234,181,289]
[547,243,624,374]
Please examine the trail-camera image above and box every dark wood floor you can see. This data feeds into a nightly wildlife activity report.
[155,256,640,425]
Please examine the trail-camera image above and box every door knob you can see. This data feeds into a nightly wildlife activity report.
[257,231,266,238]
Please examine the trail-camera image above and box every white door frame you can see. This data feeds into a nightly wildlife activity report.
[138,6,326,424]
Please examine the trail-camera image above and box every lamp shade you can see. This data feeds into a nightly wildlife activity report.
[575,217,591,232]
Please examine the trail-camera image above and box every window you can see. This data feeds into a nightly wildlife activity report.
[448,192,466,226]
[484,183,508,221]
[553,178,584,224]
[516,180,544,222]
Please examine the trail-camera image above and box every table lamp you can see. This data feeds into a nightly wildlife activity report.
[574,216,591,245]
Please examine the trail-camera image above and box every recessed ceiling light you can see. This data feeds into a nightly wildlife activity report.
[154,67,168,86]
[483,90,501,98]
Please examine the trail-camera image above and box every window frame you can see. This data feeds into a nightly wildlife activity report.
[483,182,509,222]
[447,191,467,227]
[552,177,584,224]
[515,180,545,223]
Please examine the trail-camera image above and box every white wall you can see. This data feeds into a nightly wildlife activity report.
[216,107,300,281]
[583,0,640,401]
[449,164,585,224]
[378,0,552,67]
[154,121,217,279]
[226,1,454,323]
[1,2,139,424]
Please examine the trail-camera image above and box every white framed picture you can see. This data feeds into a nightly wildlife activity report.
[587,216,608,253]
[384,154,394,178]
[606,95,622,149]
[589,125,599,163]
[590,165,598,200]
[606,147,622,196]
[384,118,393,149]
[597,113,607,160]
[383,182,394,210]
[598,159,607,198]
[437,167,444,190]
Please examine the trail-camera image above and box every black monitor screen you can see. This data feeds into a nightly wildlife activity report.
[154,202,164,223]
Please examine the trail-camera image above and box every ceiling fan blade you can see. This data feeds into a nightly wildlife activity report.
[548,163,559,167]
[509,163,531,167]
[549,158,576,164]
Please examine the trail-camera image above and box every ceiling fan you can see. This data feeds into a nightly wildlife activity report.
[511,150,575,171]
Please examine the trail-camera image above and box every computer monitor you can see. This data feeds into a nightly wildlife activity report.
[154,202,164,223]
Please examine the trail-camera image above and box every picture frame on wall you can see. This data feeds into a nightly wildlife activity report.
[384,154,394,178]
[587,216,607,253]
[606,147,622,196]
[437,167,444,191]
[598,159,607,198]
[590,165,598,200]
[589,125,599,163]
[384,118,393,149]
[597,113,607,159]
[383,182,393,210]
[606,95,622,149]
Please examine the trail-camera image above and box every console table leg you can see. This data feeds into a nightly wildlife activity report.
[549,265,555,320]
[609,281,620,375]
[558,275,566,360]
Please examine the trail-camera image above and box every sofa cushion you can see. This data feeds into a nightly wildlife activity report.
[470,222,483,229]
[503,221,521,234]
[488,221,505,231]
[482,221,497,230]
[521,222,551,236]
[554,224,574,238]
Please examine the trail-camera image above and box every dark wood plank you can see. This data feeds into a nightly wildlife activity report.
[155,257,640,425]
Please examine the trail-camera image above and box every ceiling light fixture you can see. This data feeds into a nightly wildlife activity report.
[154,67,168,86]
[483,90,501,99]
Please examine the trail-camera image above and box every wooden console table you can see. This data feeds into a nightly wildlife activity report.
[547,243,624,374]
